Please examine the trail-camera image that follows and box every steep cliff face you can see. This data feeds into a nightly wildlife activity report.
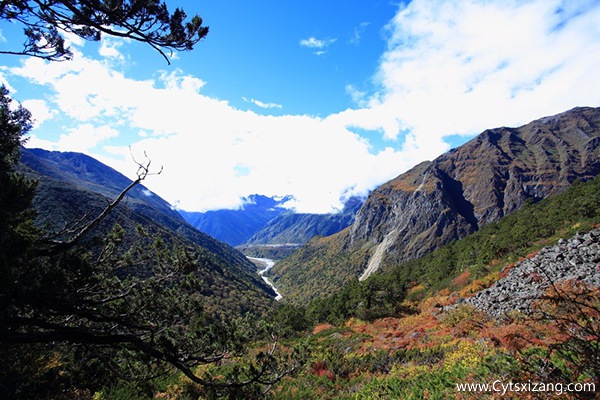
[349,161,478,266]
[270,107,600,303]
[350,107,600,276]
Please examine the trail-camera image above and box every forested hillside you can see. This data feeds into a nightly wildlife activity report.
[305,174,600,324]
[1,86,299,399]
[18,147,277,316]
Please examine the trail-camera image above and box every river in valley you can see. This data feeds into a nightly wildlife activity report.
[248,257,283,301]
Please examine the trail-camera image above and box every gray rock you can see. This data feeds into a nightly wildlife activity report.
[463,228,600,318]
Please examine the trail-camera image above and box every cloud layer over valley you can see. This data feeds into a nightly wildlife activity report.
[2,0,600,213]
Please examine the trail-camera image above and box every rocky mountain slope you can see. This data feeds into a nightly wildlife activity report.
[463,228,600,317]
[270,106,600,304]
[19,148,277,315]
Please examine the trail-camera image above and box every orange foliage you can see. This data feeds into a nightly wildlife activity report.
[531,280,600,345]
[524,249,540,259]
[310,361,336,381]
[457,271,502,298]
[478,315,567,354]
[481,323,536,352]
[320,272,600,396]
[407,283,426,295]
[312,323,335,335]
[451,269,472,289]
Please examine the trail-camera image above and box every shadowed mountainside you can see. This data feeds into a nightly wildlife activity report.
[19,147,277,316]
[180,196,363,249]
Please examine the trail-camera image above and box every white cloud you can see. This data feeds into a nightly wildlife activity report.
[118,104,405,213]
[0,71,16,93]
[330,0,600,168]
[345,84,368,107]
[62,31,86,48]
[8,0,600,214]
[10,56,153,123]
[299,36,337,54]
[242,97,283,109]
[99,37,125,62]
[29,123,120,153]
[64,124,119,152]
[21,99,55,127]
[10,52,403,213]
[370,0,600,139]
[350,22,370,45]
[299,37,335,49]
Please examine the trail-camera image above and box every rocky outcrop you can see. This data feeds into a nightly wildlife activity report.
[463,229,600,318]
[351,107,600,278]
[350,161,479,272]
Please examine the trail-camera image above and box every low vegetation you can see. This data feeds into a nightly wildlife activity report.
[135,171,600,399]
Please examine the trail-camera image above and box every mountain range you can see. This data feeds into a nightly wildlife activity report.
[245,196,364,245]
[179,195,364,248]
[269,106,600,304]
[178,195,292,246]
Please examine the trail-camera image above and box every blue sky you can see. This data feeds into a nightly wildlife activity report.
[181,0,395,116]
[1,0,600,213]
